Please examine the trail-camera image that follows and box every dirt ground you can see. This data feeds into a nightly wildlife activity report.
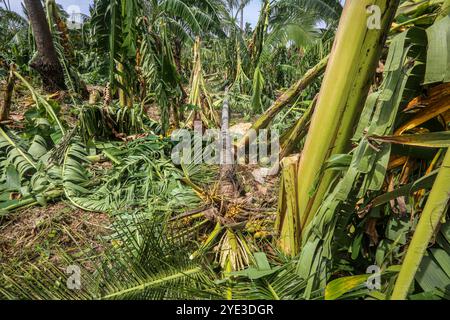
[0,202,111,272]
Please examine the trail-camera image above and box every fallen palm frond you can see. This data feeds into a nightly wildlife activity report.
[0,126,207,217]
[0,217,222,300]
[62,135,203,214]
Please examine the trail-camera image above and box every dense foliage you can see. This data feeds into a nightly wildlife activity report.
[0,0,449,300]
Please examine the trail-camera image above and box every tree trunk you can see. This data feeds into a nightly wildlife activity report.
[174,37,188,110]
[219,90,238,198]
[47,0,88,98]
[173,38,183,75]
[275,154,301,256]
[24,0,66,92]
[240,5,244,31]
[0,64,16,122]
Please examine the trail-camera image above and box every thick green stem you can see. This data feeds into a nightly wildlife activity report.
[297,0,400,229]
[276,154,301,256]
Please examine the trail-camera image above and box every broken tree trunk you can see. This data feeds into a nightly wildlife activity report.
[186,38,220,128]
[275,154,301,256]
[0,64,16,123]
[219,89,238,198]
[46,0,88,98]
[24,0,66,92]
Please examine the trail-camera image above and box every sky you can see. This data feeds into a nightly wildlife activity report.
[8,0,91,16]
[6,0,263,27]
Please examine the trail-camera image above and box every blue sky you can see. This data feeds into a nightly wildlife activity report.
[8,0,91,16]
[238,0,262,27]
[6,0,263,27]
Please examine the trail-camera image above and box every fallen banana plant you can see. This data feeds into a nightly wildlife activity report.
[240,55,328,148]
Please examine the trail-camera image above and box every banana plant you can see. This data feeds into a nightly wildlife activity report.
[296,0,400,231]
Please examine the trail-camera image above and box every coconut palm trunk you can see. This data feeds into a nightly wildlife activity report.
[219,89,238,197]
[23,0,66,92]
[240,3,244,31]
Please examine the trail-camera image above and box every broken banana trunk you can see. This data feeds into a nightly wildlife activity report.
[275,154,301,256]
[239,55,328,149]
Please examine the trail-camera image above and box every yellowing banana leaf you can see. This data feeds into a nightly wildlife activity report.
[396,83,450,134]
[325,274,370,300]
[325,265,401,300]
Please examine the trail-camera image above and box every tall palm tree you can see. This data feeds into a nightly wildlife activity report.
[23,0,66,91]
[238,0,251,30]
